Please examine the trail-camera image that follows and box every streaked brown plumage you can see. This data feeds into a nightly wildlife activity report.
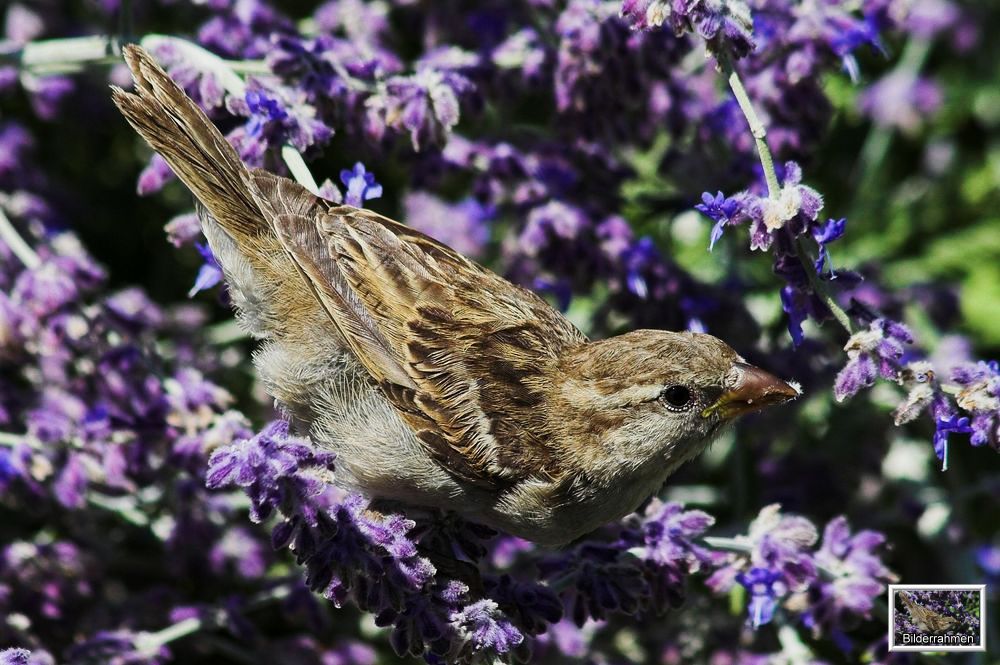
[898,592,959,634]
[111,45,799,546]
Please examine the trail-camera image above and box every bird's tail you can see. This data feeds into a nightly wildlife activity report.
[111,44,263,240]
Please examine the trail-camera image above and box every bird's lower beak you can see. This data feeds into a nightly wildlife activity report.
[702,363,800,419]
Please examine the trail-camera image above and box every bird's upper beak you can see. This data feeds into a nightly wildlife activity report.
[702,363,800,419]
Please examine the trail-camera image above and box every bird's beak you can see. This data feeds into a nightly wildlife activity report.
[701,363,800,419]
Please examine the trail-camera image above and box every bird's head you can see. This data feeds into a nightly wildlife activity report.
[554,330,800,480]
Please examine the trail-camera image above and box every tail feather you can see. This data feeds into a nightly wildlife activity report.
[111,44,262,239]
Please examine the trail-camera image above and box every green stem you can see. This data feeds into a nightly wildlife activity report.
[0,431,40,449]
[225,59,272,76]
[720,58,855,336]
[0,35,122,73]
[136,584,293,654]
[720,57,780,199]
[0,205,40,269]
[795,237,855,334]
[206,319,249,345]
[136,618,203,655]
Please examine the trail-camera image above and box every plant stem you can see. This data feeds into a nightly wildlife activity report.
[207,319,248,345]
[0,205,41,269]
[719,58,855,336]
[136,618,202,655]
[0,431,40,449]
[136,584,293,654]
[795,237,855,334]
[0,36,122,73]
[720,57,780,199]
[281,146,320,194]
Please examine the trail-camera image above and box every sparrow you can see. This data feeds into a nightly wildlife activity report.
[111,45,799,547]
[898,591,959,634]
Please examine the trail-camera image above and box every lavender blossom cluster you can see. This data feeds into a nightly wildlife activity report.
[1,0,997,663]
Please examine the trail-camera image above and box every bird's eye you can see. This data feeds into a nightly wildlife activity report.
[661,385,692,410]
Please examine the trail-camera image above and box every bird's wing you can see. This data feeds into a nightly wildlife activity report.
[246,171,418,390]
[272,201,587,489]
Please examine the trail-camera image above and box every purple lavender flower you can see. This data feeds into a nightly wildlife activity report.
[976,544,1000,578]
[0,649,31,665]
[812,218,847,275]
[206,420,335,525]
[951,360,1000,449]
[314,0,391,45]
[209,424,541,661]
[696,191,741,250]
[228,79,333,157]
[737,567,784,628]
[519,201,588,256]
[0,123,33,180]
[892,361,941,425]
[366,67,474,151]
[809,517,893,630]
[620,0,755,61]
[539,541,648,626]
[695,162,842,343]
[449,599,524,658]
[12,253,104,319]
[903,0,961,40]
[706,504,819,626]
[20,75,74,121]
[147,41,227,111]
[4,4,44,43]
[483,574,562,637]
[628,499,717,607]
[404,192,492,257]
[492,28,549,82]
[196,0,293,60]
[188,243,224,298]
[859,72,943,133]
[693,163,824,254]
[137,155,175,196]
[269,32,402,101]
[834,319,914,401]
[340,163,383,208]
[163,213,201,248]
[933,412,972,470]
[554,0,689,142]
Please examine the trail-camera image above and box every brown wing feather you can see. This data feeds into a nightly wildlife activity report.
[319,208,587,487]
[112,46,263,241]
